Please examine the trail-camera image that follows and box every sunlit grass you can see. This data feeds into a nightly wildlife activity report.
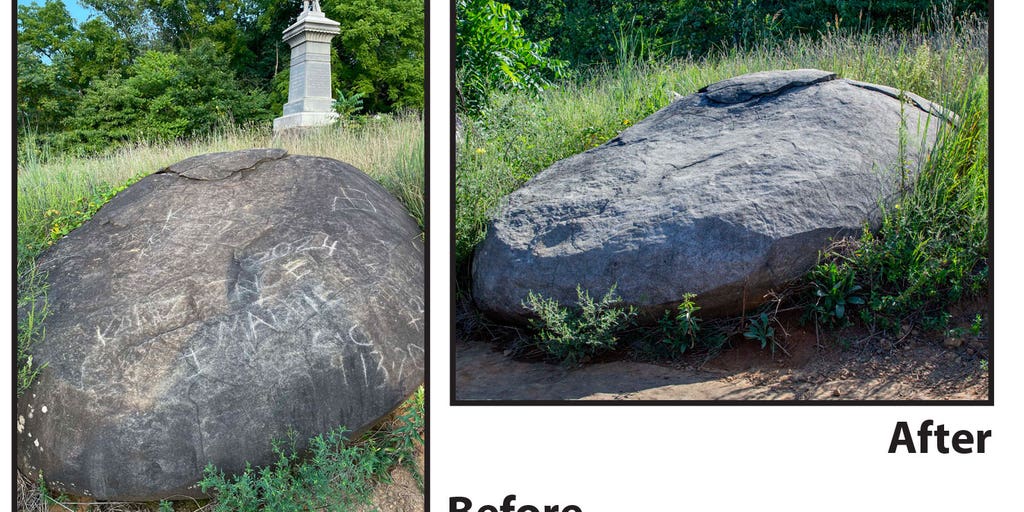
[18,114,424,271]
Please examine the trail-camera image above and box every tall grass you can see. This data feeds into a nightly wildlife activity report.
[18,114,425,272]
[809,66,988,332]
[455,9,988,272]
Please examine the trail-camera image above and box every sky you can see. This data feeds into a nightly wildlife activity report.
[17,0,97,24]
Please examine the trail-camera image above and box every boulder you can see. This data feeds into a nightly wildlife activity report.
[472,69,951,322]
[17,149,424,500]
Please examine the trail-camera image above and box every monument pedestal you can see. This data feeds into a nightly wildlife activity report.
[273,6,341,133]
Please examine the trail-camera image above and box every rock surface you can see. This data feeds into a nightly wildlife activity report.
[17,149,424,501]
[472,69,950,322]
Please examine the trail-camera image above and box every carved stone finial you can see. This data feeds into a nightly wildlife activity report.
[300,1,322,16]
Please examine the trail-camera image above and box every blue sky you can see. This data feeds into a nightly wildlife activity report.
[17,0,97,24]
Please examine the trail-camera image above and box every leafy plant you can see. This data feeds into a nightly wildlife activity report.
[808,261,865,326]
[456,0,566,113]
[970,313,983,336]
[658,293,702,356]
[744,312,777,352]
[332,88,365,120]
[522,284,636,366]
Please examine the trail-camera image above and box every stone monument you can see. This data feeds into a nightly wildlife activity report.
[273,0,342,132]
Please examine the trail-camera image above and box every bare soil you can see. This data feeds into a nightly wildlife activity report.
[455,299,991,401]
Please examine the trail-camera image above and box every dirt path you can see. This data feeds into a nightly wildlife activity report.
[455,304,991,401]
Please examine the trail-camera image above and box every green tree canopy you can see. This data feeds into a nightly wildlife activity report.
[18,0,425,156]
[456,0,565,112]
[325,0,424,112]
[506,0,989,67]
[61,38,272,152]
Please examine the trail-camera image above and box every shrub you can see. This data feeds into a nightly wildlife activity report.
[522,284,635,366]
[63,39,272,154]
[456,0,566,113]
[199,388,424,511]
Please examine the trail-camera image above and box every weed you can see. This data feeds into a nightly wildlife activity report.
[657,293,702,356]
[19,114,425,273]
[744,312,777,352]
[807,261,865,327]
[970,313,983,336]
[522,284,636,366]
[921,311,953,332]
[332,88,365,120]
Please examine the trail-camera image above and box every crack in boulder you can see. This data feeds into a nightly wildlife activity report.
[700,68,838,104]
[157,148,289,181]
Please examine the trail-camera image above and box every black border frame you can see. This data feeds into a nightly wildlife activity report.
[449,0,995,408]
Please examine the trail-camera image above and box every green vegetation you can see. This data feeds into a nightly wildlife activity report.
[507,0,986,68]
[18,114,424,272]
[809,78,988,334]
[807,261,867,328]
[457,1,988,357]
[657,293,702,356]
[16,266,48,397]
[18,0,424,156]
[522,285,636,366]
[456,0,567,112]
[744,312,778,353]
[19,388,424,511]
[200,387,423,511]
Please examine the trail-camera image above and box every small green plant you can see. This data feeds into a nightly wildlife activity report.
[332,88,365,120]
[523,284,636,366]
[970,313,983,336]
[744,312,777,352]
[808,261,865,327]
[921,311,953,332]
[658,293,702,355]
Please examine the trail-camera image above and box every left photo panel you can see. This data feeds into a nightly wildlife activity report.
[14,0,425,509]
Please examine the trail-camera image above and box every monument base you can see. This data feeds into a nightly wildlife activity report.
[273,111,339,133]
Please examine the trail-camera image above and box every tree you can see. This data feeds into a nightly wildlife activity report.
[17,0,80,133]
[324,0,424,112]
[456,0,565,112]
[63,38,272,152]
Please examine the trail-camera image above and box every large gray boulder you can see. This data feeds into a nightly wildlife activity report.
[472,69,951,322]
[17,149,424,500]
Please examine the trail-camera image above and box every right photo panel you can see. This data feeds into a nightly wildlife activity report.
[452,0,991,402]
